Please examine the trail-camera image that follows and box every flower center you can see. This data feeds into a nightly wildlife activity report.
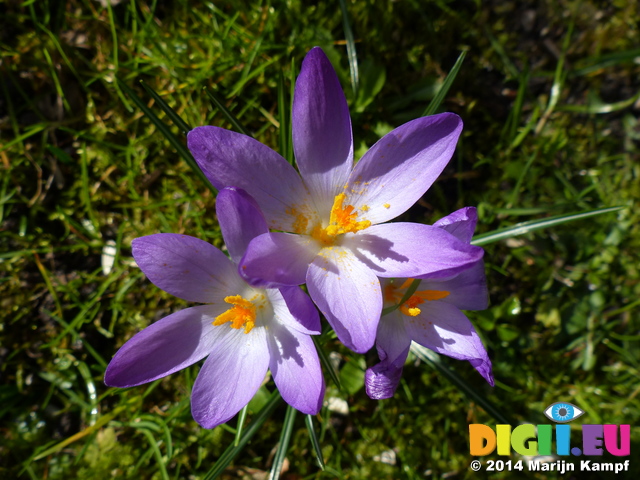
[311,193,371,246]
[384,278,450,317]
[213,294,262,334]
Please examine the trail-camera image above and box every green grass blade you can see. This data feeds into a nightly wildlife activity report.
[506,152,536,208]
[422,50,466,116]
[410,344,513,425]
[105,0,132,112]
[140,80,192,134]
[205,88,253,137]
[135,427,170,480]
[572,47,640,76]
[339,0,359,94]
[32,406,126,460]
[471,206,626,246]
[505,68,529,144]
[117,78,216,195]
[305,414,325,470]
[234,405,248,447]
[0,123,47,153]
[268,405,297,480]
[277,70,293,164]
[312,336,341,390]
[558,89,640,114]
[203,390,282,480]
[483,26,519,78]
[535,20,574,134]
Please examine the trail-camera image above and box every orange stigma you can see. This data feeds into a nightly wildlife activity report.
[213,295,257,333]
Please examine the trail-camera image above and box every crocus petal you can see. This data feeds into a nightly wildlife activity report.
[271,287,321,334]
[365,313,411,400]
[419,260,488,311]
[306,248,382,353]
[365,353,408,400]
[191,325,269,429]
[216,187,269,264]
[403,301,494,385]
[187,127,313,232]
[374,310,412,364]
[345,113,463,225]
[343,223,484,278]
[132,234,244,303]
[240,232,319,287]
[293,47,353,213]
[105,305,226,387]
[267,319,325,414]
[433,206,478,243]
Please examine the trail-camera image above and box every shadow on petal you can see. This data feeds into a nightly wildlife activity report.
[269,322,304,367]
[346,233,409,272]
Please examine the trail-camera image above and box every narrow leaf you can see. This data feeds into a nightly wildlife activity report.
[205,88,252,137]
[140,80,192,134]
[422,50,466,116]
[471,206,626,246]
[277,70,293,164]
[135,427,170,480]
[33,406,126,460]
[203,390,282,480]
[558,90,640,114]
[268,405,297,480]
[117,79,216,195]
[338,0,358,93]
[305,414,325,470]
[410,344,513,425]
[312,336,342,391]
[234,404,249,447]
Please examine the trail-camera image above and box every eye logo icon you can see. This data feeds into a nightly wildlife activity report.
[544,402,584,423]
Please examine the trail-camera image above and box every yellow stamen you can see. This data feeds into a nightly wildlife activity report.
[327,193,371,235]
[400,295,424,317]
[385,278,450,317]
[311,193,370,245]
[213,295,256,334]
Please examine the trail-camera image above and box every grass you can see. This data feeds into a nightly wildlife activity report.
[1,0,639,478]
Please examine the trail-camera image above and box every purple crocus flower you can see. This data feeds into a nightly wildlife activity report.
[364,207,494,400]
[187,47,484,354]
[105,188,325,428]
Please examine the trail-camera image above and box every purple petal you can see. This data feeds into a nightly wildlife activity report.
[374,308,412,364]
[343,223,484,278]
[433,207,478,243]
[365,313,411,400]
[187,127,313,232]
[132,234,244,303]
[403,301,494,385]
[216,187,269,263]
[345,113,463,225]
[271,287,321,334]
[306,247,382,353]
[105,305,226,387]
[364,355,407,401]
[191,325,269,429]
[267,319,325,414]
[240,232,319,287]
[293,47,353,213]
[419,260,488,311]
